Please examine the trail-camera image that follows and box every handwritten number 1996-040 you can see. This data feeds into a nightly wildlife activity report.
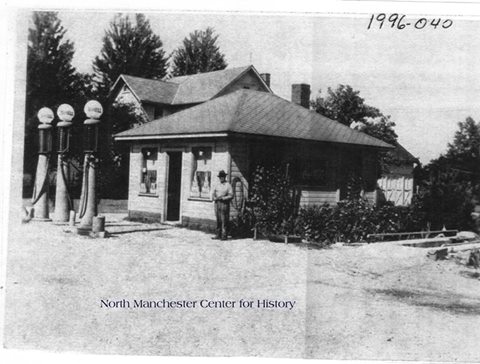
[367,14,453,30]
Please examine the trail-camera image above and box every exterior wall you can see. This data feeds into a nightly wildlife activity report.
[127,139,230,229]
[231,141,383,208]
[114,86,151,122]
[126,138,385,231]
[143,103,195,120]
[128,143,165,220]
[299,190,339,206]
[228,140,250,218]
[143,103,155,120]
[115,85,141,107]
[180,140,230,230]
[363,190,379,205]
[377,164,415,206]
[296,144,342,206]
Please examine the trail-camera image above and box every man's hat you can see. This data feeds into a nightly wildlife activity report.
[218,170,227,178]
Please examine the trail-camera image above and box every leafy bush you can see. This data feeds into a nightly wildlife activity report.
[296,199,426,245]
[414,179,475,231]
[248,164,300,237]
[245,162,472,245]
[229,205,256,238]
[296,204,337,246]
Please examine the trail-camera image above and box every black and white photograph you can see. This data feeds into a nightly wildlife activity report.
[2,1,480,362]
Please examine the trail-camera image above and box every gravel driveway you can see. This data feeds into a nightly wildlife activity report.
[4,213,480,360]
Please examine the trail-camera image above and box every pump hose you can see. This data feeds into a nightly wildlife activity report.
[31,154,51,206]
[59,155,73,211]
[78,157,89,218]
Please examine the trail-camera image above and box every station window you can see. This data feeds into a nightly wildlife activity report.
[290,157,331,187]
[140,148,158,195]
[301,159,329,187]
[190,147,212,199]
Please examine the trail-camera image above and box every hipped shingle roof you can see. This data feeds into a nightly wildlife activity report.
[115,89,393,149]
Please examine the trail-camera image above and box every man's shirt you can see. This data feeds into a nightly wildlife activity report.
[212,181,233,201]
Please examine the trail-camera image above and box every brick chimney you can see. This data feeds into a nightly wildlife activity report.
[291,84,311,108]
[260,73,271,88]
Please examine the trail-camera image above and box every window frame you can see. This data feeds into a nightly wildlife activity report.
[139,147,159,196]
[292,157,333,189]
[189,145,214,201]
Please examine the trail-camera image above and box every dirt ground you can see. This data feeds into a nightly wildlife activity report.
[3,212,480,361]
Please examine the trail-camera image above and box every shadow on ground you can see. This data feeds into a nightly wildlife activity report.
[372,288,480,315]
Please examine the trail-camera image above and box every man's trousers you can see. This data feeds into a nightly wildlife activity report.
[215,200,230,239]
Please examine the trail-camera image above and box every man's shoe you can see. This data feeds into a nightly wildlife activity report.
[212,236,221,240]
[221,237,228,241]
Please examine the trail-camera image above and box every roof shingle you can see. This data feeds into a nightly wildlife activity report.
[117,65,255,105]
[115,89,393,149]
[121,75,178,104]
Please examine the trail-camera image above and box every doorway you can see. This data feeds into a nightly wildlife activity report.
[166,151,182,222]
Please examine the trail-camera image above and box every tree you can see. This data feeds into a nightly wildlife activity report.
[311,84,398,176]
[311,85,381,126]
[429,117,480,199]
[93,13,168,98]
[92,13,168,198]
[446,117,480,172]
[310,84,397,146]
[413,117,480,230]
[27,12,78,111]
[170,27,227,76]
[414,163,476,230]
[95,101,149,199]
[25,12,92,196]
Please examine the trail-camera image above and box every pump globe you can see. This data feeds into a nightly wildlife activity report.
[37,107,54,124]
[84,100,103,119]
[57,104,75,122]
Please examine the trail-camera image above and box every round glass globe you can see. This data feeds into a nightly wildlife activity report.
[84,100,103,119]
[37,107,54,124]
[57,104,75,122]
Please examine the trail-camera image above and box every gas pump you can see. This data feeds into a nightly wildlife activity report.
[31,107,54,220]
[53,104,75,223]
[77,100,103,230]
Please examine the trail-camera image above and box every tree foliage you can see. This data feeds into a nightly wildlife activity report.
[93,13,168,98]
[25,12,93,195]
[249,164,300,237]
[170,27,227,76]
[445,117,480,174]
[91,13,168,198]
[27,12,79,111]
[310,84,398,146]
[413,117,480,230]
[311,84,399,175]
[311,85,381,126]
[243,164,427,244]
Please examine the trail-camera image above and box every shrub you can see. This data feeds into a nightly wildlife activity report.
[414,180,474,231]
[248,164,300,237]
[296,204,336,246]
[246,163,470,245]
[229,205,256,238]
[296,199,427,245]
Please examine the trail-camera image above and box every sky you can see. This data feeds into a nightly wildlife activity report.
[55,10,480,164]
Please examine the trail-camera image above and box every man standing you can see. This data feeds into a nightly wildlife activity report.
[212,170,233,240]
